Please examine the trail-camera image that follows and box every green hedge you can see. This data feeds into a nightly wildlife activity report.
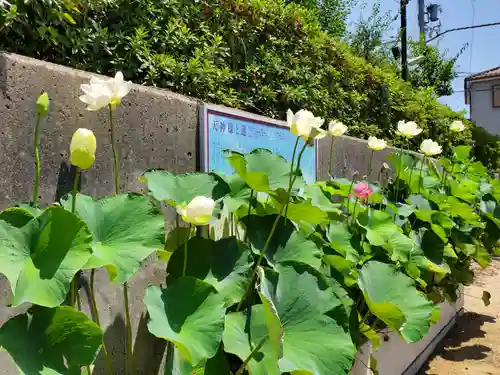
[1,0,498,169]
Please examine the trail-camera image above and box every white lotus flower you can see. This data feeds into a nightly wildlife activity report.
[179,196,215,226]
[328,120,348,137]
[450,120,465,133]
[287,109,326,142]
[70,128,97,170]
[80,72,132,111]
[420,139,442,156]
[397,120,422,138]
[367,136,387,151]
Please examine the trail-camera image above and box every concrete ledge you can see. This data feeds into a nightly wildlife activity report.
[350,288,465,375]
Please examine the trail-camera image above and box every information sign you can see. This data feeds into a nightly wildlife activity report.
[199,104,317,183]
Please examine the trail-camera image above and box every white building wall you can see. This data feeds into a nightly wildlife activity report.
[470,79,500,135]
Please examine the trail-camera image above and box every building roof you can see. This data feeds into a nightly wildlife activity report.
[467,66,500,82]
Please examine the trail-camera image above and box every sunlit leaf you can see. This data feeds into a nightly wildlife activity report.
[358,261,434,343]
[259,263,355,375]
[0,206,92,307]
[166,237,253,307]
[61,193,165,284]
[142,170,229,206]
[0,306,103,374]
[144,278,225,365]
[242,214,322,269]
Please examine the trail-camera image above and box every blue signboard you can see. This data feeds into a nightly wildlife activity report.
[200,106,317,183]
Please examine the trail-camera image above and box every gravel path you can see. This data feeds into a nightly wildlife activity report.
[419,259,500,375]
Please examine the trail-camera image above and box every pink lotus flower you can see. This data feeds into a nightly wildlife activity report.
[353,183,373,200]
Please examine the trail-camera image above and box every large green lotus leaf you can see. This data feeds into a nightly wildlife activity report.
[449,180,477,203]
[61,193,165,284]
[0,206,92,307]
[0,204,42,224]
[453,145,472,162]
[259,263,355,375]
[387,152,416,175]
[0,306,103,375]
[165,344,230,375]
[167,237,253,307]
[324,178,353,197]
[357,209,416,263]
[327,221,362,263]
[303,185,342,213]
[241,215,322,269]
[213,174,253,213]
[358,261,435,343]
[144,278,226,366]
[428,195,480,225]
[223,305,281,375]
[142,170,230,206]
[226,149,304,193]
[483,214,500,250]
[164,344,202,375]
[269,199,329,226]
[408,230,451,282]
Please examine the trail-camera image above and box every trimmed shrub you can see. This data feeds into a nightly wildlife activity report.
[1,0,498,167]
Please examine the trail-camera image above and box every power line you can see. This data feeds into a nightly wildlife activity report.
[469,0,476,73]
[451,87,500,94]
[426,21,500,43]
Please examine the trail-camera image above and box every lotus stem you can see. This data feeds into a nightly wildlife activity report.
[351,197,359,226]
[108,106,120,195]
[329,136,334,177]
[418,156,426,194]
[108,104,132,375]
[367,150,374,180]
[70,169,80,307]
[90,269,114,375]
[32,115,42,206]
[182,225,192,276]
[235,336,267,375]
[285,142,307,219]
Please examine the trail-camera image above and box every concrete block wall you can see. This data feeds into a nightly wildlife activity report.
[0,52,199,375]
[0,52,452,375]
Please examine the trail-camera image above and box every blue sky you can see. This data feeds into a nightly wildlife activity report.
[347,0,500,114]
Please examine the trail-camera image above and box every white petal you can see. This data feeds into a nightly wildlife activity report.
[114,71,124,83]
[79,94,91,104]
[117,81,132,99]
[80,84,93,95]
[287,109,294,128]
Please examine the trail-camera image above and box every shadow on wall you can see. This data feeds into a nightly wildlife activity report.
[91,309,167,375]
[418,312,496,373]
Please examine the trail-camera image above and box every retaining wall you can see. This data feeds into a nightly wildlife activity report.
[0,52,460,375]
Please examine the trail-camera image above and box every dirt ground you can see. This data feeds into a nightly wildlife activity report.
[419,259,500,375]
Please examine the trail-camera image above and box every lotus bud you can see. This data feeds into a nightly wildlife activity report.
[179,196,215,226]
[70,128,97,170]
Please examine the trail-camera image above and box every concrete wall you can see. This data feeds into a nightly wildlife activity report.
[470,79,500,135]
[351,292,464,375]
[0,52,199,375]
[0,52,448,375]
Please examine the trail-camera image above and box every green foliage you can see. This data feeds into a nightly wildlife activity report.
[61,193,165,283]
[358,261,434,343]
[408,40,459,97]
[1,138,498,374]
[0,206,93,307]
[0,306,103,374]
[471,125,500,173]
[0,0,494,165]
[144,278,226,365]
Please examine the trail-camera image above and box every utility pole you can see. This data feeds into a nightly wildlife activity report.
[401,0,408,81]
[418,0,426,37]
